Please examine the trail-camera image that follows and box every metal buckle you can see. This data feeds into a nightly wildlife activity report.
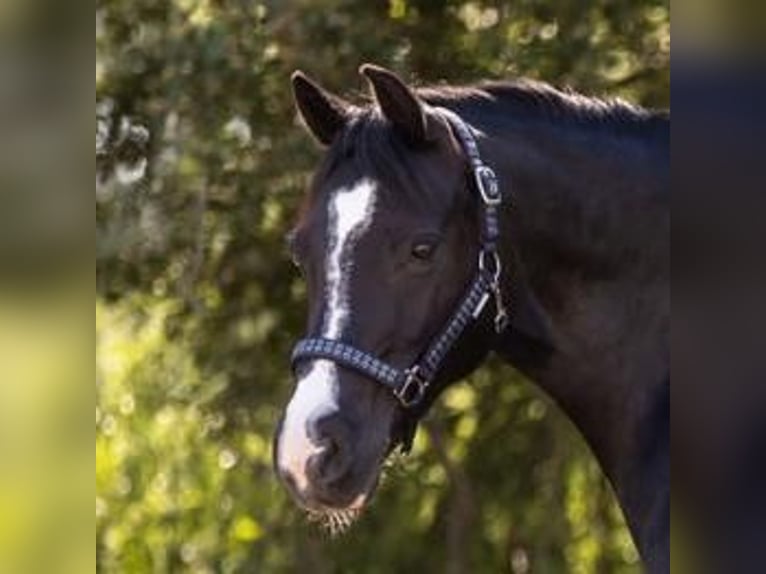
[395,367,428,408]
[474,165,501,206]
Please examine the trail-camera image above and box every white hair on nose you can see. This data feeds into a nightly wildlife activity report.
[278,178,378,492]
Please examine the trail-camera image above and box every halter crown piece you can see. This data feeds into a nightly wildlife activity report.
[291,107,509,414]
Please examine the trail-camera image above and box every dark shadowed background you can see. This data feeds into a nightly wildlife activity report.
[95,1,669,571]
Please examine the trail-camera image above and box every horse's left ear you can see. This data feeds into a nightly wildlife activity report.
[360,64,431,144]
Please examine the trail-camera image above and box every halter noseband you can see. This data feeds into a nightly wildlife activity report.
[291,107,508,413]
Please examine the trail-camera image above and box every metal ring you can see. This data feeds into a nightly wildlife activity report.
[478,250,502,282]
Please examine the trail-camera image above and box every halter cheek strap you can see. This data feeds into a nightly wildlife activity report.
[291,107,509,413]
[292,272,493,408]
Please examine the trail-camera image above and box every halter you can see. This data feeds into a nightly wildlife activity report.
[291,108,508,413]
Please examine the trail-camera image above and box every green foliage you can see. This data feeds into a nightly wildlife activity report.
[96,1,667,571]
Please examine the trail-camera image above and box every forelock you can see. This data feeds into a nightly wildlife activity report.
[313,109,444,213]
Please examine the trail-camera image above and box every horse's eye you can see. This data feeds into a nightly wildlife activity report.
[411,242,437,261]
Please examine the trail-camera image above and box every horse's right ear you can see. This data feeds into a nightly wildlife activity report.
[291,71,351,146]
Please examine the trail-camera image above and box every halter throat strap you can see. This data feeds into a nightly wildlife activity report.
[291,107,508,415]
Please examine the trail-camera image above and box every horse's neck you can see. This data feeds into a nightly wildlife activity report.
[468,106,669,561]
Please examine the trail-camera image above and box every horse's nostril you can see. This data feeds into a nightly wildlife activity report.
[306,412,353,488]
[307,447,351,491]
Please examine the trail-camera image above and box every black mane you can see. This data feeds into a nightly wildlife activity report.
[418,78,668,128]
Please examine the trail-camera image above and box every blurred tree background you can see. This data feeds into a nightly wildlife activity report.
[96,0,669,572]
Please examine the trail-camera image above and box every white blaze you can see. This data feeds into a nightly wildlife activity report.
[278,179,377,492]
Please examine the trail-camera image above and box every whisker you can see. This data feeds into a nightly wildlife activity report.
[305,505,362,537]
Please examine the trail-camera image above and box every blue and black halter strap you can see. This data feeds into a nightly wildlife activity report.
[291,107,509,415]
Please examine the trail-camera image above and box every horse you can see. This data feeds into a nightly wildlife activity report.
[273,64,669,572]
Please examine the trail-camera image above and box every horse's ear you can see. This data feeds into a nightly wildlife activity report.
[360,64,430,144]
[291,71,352,146]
